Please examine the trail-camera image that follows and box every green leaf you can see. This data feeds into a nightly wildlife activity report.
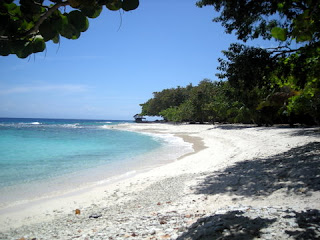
[82,18,89,32]
[49,11,64,28]
[60,14,68,26]
[20,20,34,31]
[20,0,42,15]
[271,27,287,41]
[60,23,80,39]
[0,41,11,56]
[68,0,81,8]
[68,10,89,32]
[38,12,64,41]
[14,41,33,58]
[277,2,284,10]
[11,40,25,54]
[80,5,103,18]
[122,0,139,11]
[4,2,18,13]
[32,36,46,53]
[52,34,60,44]
[39,20,58,41]
[296,33,313,42]
[106,0,122,11]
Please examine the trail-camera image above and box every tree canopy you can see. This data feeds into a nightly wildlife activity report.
[0,0,139,58]
[139,0,319,126]
[196,0,320,45]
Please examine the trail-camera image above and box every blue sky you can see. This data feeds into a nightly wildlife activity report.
[0,1,277,120]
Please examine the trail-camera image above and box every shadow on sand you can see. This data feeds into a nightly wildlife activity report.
[285,209,320,240]
[209,125,256,131]
[194,142,320,197]
[211,125,320,138]
[178,142,320,239]
[287,128,320,138]
[177,210,276,240]
[177,209,320,240]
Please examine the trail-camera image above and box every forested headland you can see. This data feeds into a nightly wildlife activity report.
[139,1,319,126]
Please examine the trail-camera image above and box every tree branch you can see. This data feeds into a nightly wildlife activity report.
[261,45,304,58]
[271,48,301,58]
[23,1,69,38]
[264,46,293,50]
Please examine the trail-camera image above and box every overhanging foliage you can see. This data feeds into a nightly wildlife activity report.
[0,0,139,58]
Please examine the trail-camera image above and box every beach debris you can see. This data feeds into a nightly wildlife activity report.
[75,209,81,215]
[159,219,167,225]
[160,234,171,239]
[131,232,138,237]
[89,213,102,219]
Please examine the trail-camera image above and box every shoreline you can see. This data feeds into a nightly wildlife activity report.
[1,123,319,239]
[0,124,199,230]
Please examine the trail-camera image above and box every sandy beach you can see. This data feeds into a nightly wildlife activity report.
[0,123,319,239]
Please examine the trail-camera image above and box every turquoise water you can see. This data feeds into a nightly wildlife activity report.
[0,118,193,207]
[0,118,162,188]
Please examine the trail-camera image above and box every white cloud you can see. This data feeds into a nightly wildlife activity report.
[0,84,88,95]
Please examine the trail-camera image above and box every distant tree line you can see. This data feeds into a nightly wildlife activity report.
[139,0,319,126]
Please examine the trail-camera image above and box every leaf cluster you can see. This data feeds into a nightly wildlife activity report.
[0,0,139,58]
[196,0,320,45]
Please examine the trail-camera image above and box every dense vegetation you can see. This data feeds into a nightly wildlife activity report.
[140,0,319,126]
[0,0,139,58]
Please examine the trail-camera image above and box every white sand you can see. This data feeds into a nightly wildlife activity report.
[0,123,319,238]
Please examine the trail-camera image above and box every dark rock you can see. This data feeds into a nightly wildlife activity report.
[89,214,102,219]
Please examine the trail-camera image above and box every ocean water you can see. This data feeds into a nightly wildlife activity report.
[0,118,193,207]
